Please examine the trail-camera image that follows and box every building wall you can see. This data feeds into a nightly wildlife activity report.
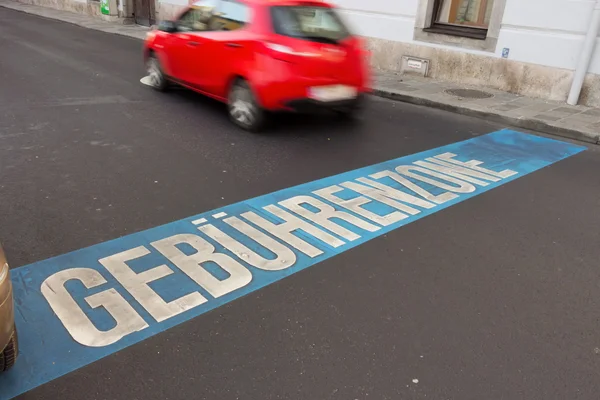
[330,0,600,105]
[156,0,187,21]
[330,0,418,43]
[17,0,102,17]
[16,0,129,20]
[23,0,598,105]
[498,0,600,73]
[334,0,600,72]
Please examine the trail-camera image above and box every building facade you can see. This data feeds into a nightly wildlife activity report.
[333,0,600,106]
[16,0,600,106]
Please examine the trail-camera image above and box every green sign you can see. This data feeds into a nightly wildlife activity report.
[100,0,109,15]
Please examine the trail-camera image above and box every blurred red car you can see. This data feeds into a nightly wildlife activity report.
[143,0,371,131]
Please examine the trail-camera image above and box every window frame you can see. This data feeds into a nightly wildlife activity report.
[413,0,506,52]
[269,5,351,43]
[174,0,251,33]
[424,0,490,40]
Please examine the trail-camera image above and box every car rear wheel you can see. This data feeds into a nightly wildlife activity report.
[146,54,168,92]
[0,326,18,372]
[228,79,265,132]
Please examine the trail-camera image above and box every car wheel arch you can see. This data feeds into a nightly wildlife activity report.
[228,75,264,107]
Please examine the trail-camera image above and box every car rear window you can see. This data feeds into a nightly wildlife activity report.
[270,5,350,44]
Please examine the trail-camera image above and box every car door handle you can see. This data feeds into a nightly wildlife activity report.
[226,42,243,48]
[187,41,201,47]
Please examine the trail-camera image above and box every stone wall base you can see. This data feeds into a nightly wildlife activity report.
[13,0,188,26]
[18,0,101,17]
[367,37,600,107]
[17,0,130,21]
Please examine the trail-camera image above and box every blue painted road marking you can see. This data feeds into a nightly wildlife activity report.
[0,130,585,399]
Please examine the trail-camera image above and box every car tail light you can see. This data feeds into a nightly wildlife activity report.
[265,43,294,55]
[264,42,318,58]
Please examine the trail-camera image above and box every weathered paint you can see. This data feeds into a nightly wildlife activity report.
[0,130,585,399]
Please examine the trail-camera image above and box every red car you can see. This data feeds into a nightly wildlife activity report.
[143,0,370,131]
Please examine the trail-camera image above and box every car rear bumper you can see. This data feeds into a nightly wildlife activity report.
[254,56,370,110]
[259,80,369,111]
[283,94,364,112]
[0,247,14,353]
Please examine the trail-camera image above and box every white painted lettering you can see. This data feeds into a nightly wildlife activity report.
[100,247,206,322]
[314,184,406,226]
[152,233,251,298]
[41,268,148,347]
[370,170,458,204]
[200,217,296,271]
[434,152,518,178]
[414,158,500,186]
[280,195,379,241]
[352,177,437,211]
[395,166,476,193]
[241,205,343,257]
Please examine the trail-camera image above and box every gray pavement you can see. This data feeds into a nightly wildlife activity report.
[1,6,600,400]
[373,71,600,144]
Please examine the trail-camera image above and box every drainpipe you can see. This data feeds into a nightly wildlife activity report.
[567,0,600,105]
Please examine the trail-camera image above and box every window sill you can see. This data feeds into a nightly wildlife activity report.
[413,26,497,52]
[423,24,487,40]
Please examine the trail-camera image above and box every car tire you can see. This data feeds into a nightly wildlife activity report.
[0,326,18,372]
[228,79,265,132]
[146,53,169,92]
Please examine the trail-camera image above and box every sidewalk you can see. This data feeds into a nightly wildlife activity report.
[373,72,600,144]
[0,0,149,39]
[2,0,599,144]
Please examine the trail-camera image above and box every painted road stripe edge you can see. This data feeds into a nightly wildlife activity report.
[0,129,586,399]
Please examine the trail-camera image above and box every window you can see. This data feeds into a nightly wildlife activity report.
[212,0,250,31]
[427,0,495,39]
[270,6,350,44]
[413,0,505,51]
[177,0,249,32]
[177,1,218,32]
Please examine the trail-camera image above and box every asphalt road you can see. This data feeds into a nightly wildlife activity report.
[2,7,600,400]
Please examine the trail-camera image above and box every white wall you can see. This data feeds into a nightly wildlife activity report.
[160,0,189,6]
[332,0,600,74]
[497,0,600,73]
[332,0,418,42]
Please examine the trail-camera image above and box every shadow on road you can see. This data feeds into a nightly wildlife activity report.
[160,85,367,138]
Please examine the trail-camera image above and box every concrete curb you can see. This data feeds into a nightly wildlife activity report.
[372,87,600,145]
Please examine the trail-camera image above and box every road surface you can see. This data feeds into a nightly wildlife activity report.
[1,7,600,400]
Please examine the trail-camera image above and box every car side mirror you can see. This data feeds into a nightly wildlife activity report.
[157,20,178,33]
